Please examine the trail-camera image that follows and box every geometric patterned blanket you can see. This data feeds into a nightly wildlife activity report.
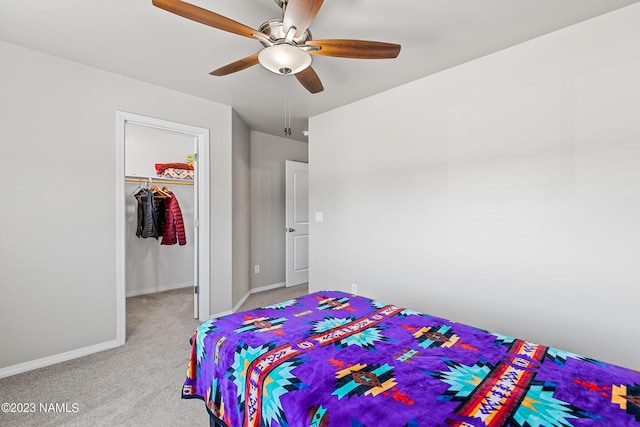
[182,291,640,426]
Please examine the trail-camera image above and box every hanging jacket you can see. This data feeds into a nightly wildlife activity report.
[161,190,187,246]
[151,191,166,238]
[134,188,164,239]
[134,189,146,238]
[142,189,156,238]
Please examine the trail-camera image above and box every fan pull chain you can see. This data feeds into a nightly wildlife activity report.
[287,76,292,135]
[284,75,292,136]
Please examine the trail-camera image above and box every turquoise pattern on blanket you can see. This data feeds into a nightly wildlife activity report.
[424,358,492,400]
[513,382,602,427]
[309,316,352,334]
[261,358,308,426]
[195,319,218,374]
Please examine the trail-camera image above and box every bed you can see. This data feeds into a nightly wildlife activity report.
[182,290,640,426]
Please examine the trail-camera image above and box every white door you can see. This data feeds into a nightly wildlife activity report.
[285,160,309,287]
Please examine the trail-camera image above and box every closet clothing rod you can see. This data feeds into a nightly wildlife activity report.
[125,177,194,186]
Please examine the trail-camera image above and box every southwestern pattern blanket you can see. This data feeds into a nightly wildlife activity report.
[182,291,640,426]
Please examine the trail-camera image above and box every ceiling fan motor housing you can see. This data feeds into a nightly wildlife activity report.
[258,19,312,47]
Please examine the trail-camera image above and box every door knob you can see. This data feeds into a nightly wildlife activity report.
[287,228,295,232]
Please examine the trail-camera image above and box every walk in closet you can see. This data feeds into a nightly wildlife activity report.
[124,123,196,302]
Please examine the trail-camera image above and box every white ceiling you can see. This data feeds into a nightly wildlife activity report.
[1,0,638,142]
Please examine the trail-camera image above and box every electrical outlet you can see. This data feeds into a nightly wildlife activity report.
[351,283,358,295]
[254,265,260,274]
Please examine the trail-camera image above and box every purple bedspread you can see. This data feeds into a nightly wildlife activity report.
[182,290,640,426]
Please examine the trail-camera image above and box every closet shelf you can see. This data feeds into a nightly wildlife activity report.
[125,175,194,186]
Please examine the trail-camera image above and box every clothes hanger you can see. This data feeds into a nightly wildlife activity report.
[150,185,171,198]
[130,181,146,198]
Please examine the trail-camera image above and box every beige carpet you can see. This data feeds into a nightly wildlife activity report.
[0,284,308,427]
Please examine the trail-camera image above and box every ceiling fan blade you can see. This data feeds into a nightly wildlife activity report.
[306,39,401,59]
[210,53,260,76]
[152,0,263,39]
[295,66,324,94]
[283,0,324,38]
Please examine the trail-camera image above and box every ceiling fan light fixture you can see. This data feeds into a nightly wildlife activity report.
[258,44,312,75]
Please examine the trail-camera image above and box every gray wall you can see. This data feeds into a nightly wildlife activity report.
[232,112,251,307]
[0,41,234,371]
[250,131,308,289]
[309,4,640,370]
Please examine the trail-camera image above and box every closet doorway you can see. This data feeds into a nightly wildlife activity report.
[116,111,210,346]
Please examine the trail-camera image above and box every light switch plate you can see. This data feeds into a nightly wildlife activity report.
[315,212,324,222]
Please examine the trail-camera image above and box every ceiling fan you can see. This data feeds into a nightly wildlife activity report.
[152,0,401,94]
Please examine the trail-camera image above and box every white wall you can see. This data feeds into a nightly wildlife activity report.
[309,4,640,369]
[125,125,195,177]
[250,131,308,289]
[0,41,234,373]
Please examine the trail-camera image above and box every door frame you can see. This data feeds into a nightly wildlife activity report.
[115,111,210,345]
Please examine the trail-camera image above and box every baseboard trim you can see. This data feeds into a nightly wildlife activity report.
[209,282,287,319]
[232,292,251,314]
[232,282,286,313]
[0,339,121,379]
[126,282,192,298]
[210,309,233,319]
[251,282,285,294]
